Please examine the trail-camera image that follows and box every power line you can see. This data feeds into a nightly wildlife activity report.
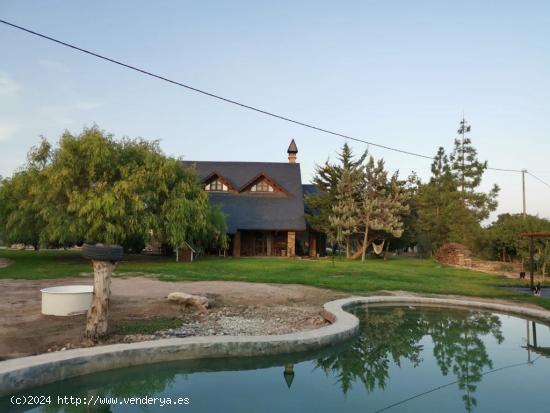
[528,172,550,189]
[0,18,536,176]
[0,18,434,160]
[486,166,523,173]
[373,356,542,413]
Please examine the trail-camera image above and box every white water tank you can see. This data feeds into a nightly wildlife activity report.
[41,285,93,316]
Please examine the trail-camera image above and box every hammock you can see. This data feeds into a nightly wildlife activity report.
[372,240,385,255]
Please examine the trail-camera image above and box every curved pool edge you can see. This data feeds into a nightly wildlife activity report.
[2,295,550,397]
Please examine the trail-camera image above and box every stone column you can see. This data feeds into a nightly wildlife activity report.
[309,233,317,258]
[233,231,241,257]
[287,231,296,257]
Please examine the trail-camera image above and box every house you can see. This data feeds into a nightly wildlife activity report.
[182,140,325,257]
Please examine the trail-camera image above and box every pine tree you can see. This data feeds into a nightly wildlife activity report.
[450,118,499,221]
[306,143,366,256]
[358,157,409,261]
[417,147,476,252]
[330,168,360,258]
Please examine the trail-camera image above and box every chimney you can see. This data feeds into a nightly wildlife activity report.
[287,139,298,163]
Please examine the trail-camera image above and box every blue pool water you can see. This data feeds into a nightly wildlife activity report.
[2,305,549,412]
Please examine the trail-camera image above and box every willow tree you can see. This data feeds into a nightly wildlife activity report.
[0,139,51,249]
[0,126,227,339]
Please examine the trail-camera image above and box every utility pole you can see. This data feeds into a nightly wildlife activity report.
[522,169,527,219]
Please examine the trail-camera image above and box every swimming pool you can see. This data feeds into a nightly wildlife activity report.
[2,305,549,412]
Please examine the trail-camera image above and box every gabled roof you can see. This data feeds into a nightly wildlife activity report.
[182,161,306,233]
[202,171,237,190]
[239,172,290,195]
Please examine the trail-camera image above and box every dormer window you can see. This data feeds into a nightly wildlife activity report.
[205,178,228,191]
[250,180,274,192]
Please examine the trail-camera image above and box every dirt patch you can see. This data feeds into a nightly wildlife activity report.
[0,259,14,269]
[0,277,344,360]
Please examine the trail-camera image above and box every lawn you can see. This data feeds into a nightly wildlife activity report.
[1,249,548,309]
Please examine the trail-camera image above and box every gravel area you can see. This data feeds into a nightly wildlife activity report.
[106,304,329,345]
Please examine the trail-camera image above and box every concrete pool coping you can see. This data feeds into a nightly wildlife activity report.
[1,295,550,396]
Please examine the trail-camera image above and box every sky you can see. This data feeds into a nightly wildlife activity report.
[0,0,549,221]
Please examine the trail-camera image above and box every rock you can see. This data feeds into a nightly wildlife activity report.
[167,292,209,314]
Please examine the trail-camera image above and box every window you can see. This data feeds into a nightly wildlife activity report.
[205,179,228,191]
[251,180,274,192]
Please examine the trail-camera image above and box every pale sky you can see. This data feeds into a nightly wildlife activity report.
[1,0,549,220]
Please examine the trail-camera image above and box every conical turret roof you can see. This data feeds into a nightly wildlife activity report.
[287,139,298,154]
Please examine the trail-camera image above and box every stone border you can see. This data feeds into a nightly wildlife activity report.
[1,295,550,396]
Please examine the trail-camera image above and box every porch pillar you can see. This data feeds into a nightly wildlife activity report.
[233,231,241,257]
[287,231,296,257]
[309,233,317,258]
[266,232,272,256]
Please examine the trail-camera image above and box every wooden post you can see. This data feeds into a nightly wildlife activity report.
[233,231,241,257]
[287,232,296,257]
[85,260,116,340]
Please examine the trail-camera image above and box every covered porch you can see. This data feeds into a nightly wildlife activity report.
[230,230,325,257]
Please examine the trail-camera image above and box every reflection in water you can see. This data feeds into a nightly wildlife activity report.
[316,306,505,412]
[1,306,547,413]
[38,367,179,413]
[283,364,295,388]
[525,320,550,359]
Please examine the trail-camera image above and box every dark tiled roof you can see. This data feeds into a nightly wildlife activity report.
[302,184,319,196]
[182,161,306,233]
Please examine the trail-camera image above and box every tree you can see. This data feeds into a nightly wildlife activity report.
[0,127,227,254]
[0,139,51,249]
[0,126,227,339]
[307,143,366,257]
[450,118,499,222]
[329,168,361,258]
[417,147,475,252]
[162,181,228,260]
[357,157,409,261]
[484,213,550,273]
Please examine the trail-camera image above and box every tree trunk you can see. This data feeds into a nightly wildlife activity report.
[85,260,116,341]
[345,238,350,259]
[361,216,370,262]
[361,227,370,262]
[176,247,179,262]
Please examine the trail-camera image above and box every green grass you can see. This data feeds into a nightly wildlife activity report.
[1,249,548,309]
[113,318,183,335]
